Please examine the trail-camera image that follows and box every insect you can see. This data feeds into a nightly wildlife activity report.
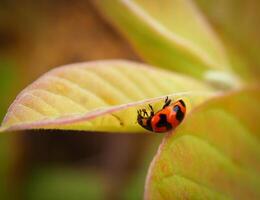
[137,97,186,133]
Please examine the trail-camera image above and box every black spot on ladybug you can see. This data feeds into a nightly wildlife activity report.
[179,99,186,107]
[174,105,184,122]
[156,114,172,129]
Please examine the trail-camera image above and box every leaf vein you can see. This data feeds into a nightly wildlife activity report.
[49,75,108,107]
[29,88,88,112]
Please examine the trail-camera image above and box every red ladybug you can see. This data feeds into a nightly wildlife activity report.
[137,97,186,133]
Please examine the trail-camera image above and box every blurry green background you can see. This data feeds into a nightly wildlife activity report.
[0,0,162,199]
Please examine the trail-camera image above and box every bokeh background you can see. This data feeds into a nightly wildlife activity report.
[0,1,162,199]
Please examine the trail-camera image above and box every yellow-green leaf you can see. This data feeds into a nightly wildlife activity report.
[195,0,260,81]
[145,87,260,199]
[0,60,213,133]
[94,0,234,81]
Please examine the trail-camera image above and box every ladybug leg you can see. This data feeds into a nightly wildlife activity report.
[163,96,172,109]
[138,109,143,116]
[149,104,154,116]
[137,109,144,117]
[142,109,149,117]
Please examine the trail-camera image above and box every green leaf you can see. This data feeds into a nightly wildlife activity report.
[0,60,213,133]
[94,0,238,83]
[145,87,260,199]
[195,0,260,81]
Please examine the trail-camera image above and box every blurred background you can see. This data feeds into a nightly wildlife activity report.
[0,0,162,199]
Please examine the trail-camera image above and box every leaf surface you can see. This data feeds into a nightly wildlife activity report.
[195,0,260,81]
[94,0,234,81]
[145,88,260,199]
[0,60,213,133]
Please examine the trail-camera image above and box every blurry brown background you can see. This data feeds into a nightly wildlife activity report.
[0,1,161,200]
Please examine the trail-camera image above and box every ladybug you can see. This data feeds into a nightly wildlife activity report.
[137,97,186,133]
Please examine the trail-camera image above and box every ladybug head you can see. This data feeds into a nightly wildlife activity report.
[137,110,153,131]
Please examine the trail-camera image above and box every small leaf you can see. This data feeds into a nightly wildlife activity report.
[145,87,260,199]
[0,60,213,133]
[94,0,234,81]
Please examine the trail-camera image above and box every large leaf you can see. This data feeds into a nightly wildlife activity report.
[94,0,238,84]
[0,60,213,133]
[195,0,260,81]
[145,88,260,199]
